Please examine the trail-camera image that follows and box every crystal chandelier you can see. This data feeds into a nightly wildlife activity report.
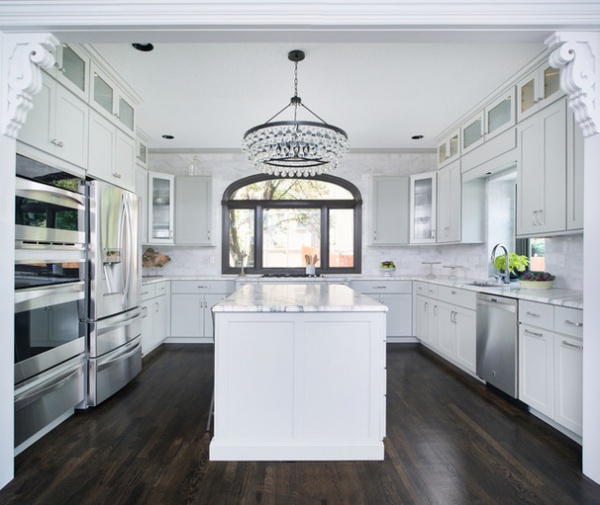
[242,50,349,177]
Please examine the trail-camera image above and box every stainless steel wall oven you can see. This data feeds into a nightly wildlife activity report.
[14,154,87,450]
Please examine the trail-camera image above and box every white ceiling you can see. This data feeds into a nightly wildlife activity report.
[92,36,546,152]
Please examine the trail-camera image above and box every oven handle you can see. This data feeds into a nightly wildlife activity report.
[97,339,141,372]
[14,281,85,313]
[14,357,84,408]
[16,176,86,210]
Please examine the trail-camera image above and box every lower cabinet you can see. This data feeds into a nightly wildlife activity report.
[519,300,583,437]
[170,280,235,341]
[349,280,412,338]
[141,281,170,356]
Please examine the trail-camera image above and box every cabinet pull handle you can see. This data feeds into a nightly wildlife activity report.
[526,311,541,317]
[51,138,64,147]
[373,231,377,241]
[424,301,428,312]
[55,63,65,73]
[373,286,387,289]
[538,209,544,225]
[451,290,457,294]
[525,329,544,337]
[565,319,583,328]
[207,230,211,241]
[532,210,538,226]
[197,285,210,289]
[155,302,159,313]
[561,340,583,350]
[114,112,120,118]
[433,305,438,316]
[112,172,122,179]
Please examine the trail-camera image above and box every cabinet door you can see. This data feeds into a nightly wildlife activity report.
[567,110,584,231]
[204,293,229,339]
[135,167,149,243]
[461,112,484,153]
[370,176,409,245]
[54,84,89,168]
[148,173,175,244]
[415,295,429,343]
[428,302,440,350]
[140,301,153,355]
[485,88,515,140]
[153,294,170,348]
[519,325,554,417]
[437,302,456,358]
[379,293,412,337]
[54,43,88,100]
[114,129,135,191]
[170,294,203,337]
[455,307,476,373]
[175,176,213,245]
[410,173,437,244]
[18,76,53,151]
[88,110,116,182]
[437,130,460,167]
[554,335,583,436]
[436,161,461,243]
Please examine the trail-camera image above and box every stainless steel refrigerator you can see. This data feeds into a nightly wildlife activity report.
[86,180,141,407]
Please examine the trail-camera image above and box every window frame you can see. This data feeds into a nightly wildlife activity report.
[222,174,362,275]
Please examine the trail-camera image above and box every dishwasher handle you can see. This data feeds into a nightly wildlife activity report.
[477,294,517,312]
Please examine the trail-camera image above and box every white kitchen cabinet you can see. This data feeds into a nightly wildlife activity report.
[175,176,213,246]
[517,98,567,236]
[148,172,175,244]
[437,129,460,168]
[141,281,170,356]
[436,161,461,243]
[369,176,409,245]
[18,73,89,171]
[484,88,516,140]
[135,166,149,244]
[409,172,437,244]
[517,62,563,122]
[461,111,485,154]
[90,62,136,133]
[170,280,235,341]
[88,109,135,190]
[519,323,555,418]
[566,109,584,231]
[519,300,583,438]
[350,280,412,338]
[415,294,429,344]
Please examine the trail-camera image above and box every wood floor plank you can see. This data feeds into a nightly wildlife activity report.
[1,343,599,504]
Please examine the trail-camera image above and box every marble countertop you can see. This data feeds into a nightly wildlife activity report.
[212,283,389,313]
[142,274,583,309]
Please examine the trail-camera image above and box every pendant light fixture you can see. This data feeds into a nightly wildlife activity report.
[241,50,349,177]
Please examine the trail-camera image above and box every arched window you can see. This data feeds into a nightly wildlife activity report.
[222,174,362,275]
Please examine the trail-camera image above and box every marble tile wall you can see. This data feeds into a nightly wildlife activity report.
[146,150,583,291]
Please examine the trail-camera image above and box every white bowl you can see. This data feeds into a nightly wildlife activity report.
[519,280,553,289]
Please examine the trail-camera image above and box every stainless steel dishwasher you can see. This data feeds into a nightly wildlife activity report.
[476,293,518,397]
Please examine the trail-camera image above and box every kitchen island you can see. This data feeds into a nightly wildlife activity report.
[210,283,388,461]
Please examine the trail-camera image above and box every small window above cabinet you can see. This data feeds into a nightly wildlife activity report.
[461,112,484,154]
[51,43,89,101]
[437,129,460,168]
[517,63,563,121]
[485,87,515,140]
[90,62,136,133]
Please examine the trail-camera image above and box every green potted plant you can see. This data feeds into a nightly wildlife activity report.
[492,252,529,279]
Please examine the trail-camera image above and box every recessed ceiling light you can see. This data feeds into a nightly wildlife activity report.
[411,135,424,140]
[132,43,154,52]
[162,134,174,140]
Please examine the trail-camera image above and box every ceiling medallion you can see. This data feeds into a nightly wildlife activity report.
[241,50,349,177]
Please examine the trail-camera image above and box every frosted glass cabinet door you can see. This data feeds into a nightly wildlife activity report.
[410,173,437,244]
[485,88,515,139]
[149,173,174,244]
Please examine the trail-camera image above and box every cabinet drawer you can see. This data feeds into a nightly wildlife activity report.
[437,286,476,310]
[519,300,554,330]
[351,280,412,295]
[141,284,156,301]
[155,281,169,297]
[414,282,428,296]
[171,280,235,294]
[554,306,583,339]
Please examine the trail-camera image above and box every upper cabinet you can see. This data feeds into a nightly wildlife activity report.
[18,72,89,172]
[148,172,175,244]
[50,43,89,101]
[90,62,136,133]
[485,88,516,139]
[517,63,563,122]
[409,172,437,244]
[461,112,484,154]
[436,161,461,243]
[437,129,460,167]
[175,176,213,246]
[369,176,410,246]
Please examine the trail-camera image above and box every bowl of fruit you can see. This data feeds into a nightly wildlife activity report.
[380,260,396,277]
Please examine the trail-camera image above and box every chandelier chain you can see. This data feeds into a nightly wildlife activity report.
[294,60,299,99]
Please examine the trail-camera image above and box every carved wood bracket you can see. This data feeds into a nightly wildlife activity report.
[2,34,59,139]
[546,31,600,138]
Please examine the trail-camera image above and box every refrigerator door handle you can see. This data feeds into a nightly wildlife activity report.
[121,193,133,306]
[97,339,142,372]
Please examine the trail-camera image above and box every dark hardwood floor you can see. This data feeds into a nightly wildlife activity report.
[1,343,599,505]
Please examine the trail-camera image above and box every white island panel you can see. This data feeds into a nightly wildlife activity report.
[210,284,387,461]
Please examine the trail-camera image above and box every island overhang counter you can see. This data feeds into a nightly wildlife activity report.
[210,283,388,461]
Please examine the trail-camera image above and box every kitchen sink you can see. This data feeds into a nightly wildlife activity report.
[468,280,504,287]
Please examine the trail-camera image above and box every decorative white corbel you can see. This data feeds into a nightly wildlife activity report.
[2,34,59,139]
[546,31,600,138]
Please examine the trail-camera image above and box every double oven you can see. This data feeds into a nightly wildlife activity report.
[14,154,87,450]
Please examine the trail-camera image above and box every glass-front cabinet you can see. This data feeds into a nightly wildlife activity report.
[52,44,89,100]
[410,172,437,244]
[485,87,516,139]
[437,129,460,167]
[517,63,563,121]
[90,62,136,133]
[461,112,484,153]
[148,172,174,244]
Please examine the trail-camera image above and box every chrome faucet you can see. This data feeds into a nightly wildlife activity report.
[491,243,510,284]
